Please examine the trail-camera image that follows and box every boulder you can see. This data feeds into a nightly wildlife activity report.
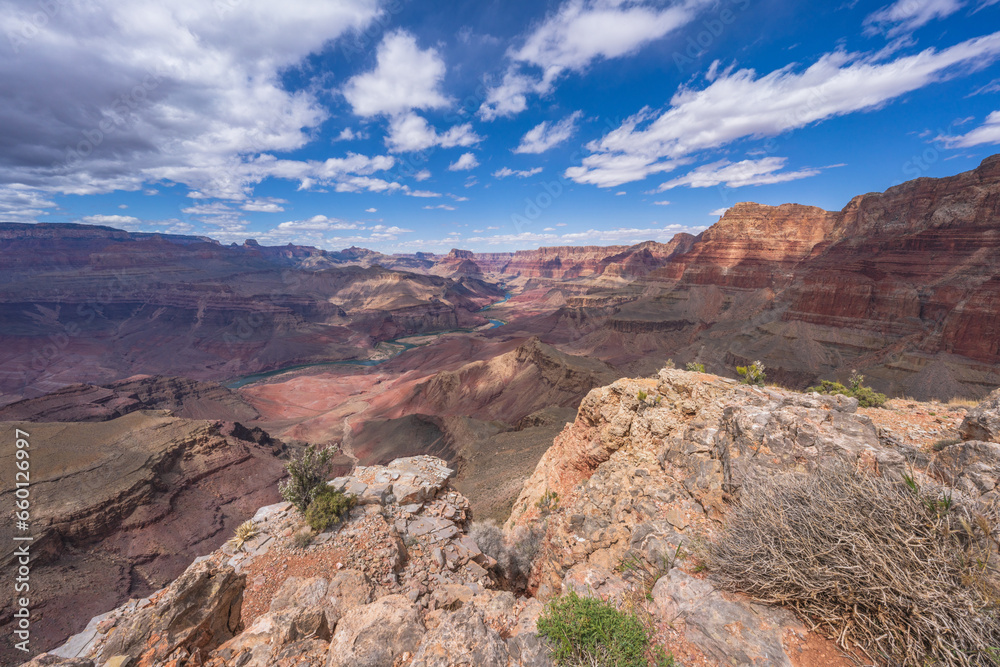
[99,561,244,664]
[268,570,373,626]
[409,607,509,667]
[931,440,1000,503]
[327,595,425,667]
[652,569,800,666]
[206,606,330,667]
[959,388,1000,443]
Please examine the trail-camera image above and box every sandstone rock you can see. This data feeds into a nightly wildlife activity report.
[206,606,330,667]
[100,560,244,664]
[560,565,630,605]
[506,632,556,667]
[931,440,1000,503]
[103,657,133,667]
[409,607,509,667]
[959,388,1000,443]
[327,595,425,667]
[652,569,800,666]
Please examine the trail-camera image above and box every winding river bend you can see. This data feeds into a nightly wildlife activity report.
[225,293,511,389]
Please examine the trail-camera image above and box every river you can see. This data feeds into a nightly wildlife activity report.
[224,292,511,389]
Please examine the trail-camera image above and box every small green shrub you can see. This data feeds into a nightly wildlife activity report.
[807,371,887,408]
[536,490,560,515]
[637,389,648,402]
[736,360,766,385]
[663,358,676,370]
[304,485,356,532]
[685,362,706,372]
[537,591,651,667]
[279,443,335,513]
[651,646,676,667]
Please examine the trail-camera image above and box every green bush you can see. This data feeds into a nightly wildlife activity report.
[807,371,887,408]
[279,443,335,513]
[685,362,706,372]
[637,389,648,402]
[304,485,356,532]
[736,360,766,385]
[537,591,651,667]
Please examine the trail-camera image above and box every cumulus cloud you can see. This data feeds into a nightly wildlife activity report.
[709,207,729,216]
[567,32,1000,187]
[385,112,481,153]
[514,111,582,153]
[494,166,544,178]
[657,158,822,190]
[407,190,443,198]
[343,30,451,116]
[448,153,480,171]
[423,204,457,210]
[479,0,709,120]
[864,0,964,37]
[0,186,58,222]
[652,200,671,205]
[241,198,287,213]
[938,110,1000,146]
[275,216,363,232]
[0,0,382,202]
[365,207,378,213]
[344,30,482,154]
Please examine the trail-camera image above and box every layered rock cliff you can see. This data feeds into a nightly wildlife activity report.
[33,370,1000,667]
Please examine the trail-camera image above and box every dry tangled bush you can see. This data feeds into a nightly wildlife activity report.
[708,465,1000,666]
[471,519,541,592]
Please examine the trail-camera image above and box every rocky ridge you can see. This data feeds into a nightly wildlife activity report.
[29,374,1000,667]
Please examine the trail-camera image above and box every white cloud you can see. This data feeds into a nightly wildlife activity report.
[0,0,381,201]
[449,194,470,201]
[466,223,706,247]
[709,207,729,216]
[423,204,457,210]
[448,152,480,171]
[939,110,1000,147]
[414,169,432,181]
[514,111,582,153]
[118,204,128,209]
[615,191,626,195]
[653,200,671,205]
[479,0,708,119]
[365,207,377,213]
[494,166,544,178]
[567,32,1000,187]
[864,0,964,37]
[408,190,443,198]
[343,30,451,117]
[334,127,366,142]
[657,158,822,190]
[241,197,287,213]
[276,216,363,232]
[79,214,143,229]
[385,112,481,153]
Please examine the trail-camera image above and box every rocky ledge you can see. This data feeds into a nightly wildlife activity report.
[27,376,1000,667]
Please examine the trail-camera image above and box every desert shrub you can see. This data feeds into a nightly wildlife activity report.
[637,389,648,402]
[663,358,676,370]
[471,519,541,592]
[279,443,335,513]
[536,490,560,515]
[293,530,313,549]
[304,485,356,532]
[685,362,706,372]
[736,360,766,385]
[537,591,651,667]
[226,519,258,552]
[807,372,887,408]
[708,464,1000,666]
[932,436,962,452]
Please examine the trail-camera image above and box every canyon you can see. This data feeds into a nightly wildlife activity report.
[2,157,1000,664]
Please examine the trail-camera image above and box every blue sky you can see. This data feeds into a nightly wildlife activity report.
[2,0,1000,252]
